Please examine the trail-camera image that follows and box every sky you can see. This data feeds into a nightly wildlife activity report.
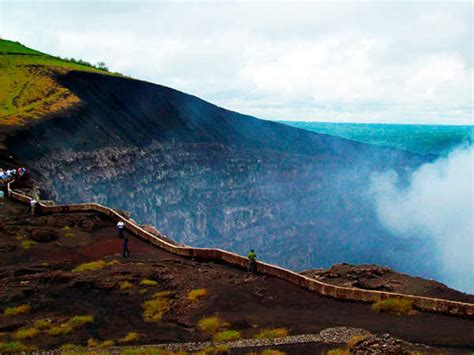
[0,1,472,125]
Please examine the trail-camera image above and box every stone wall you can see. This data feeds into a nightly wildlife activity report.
[7,183,474,319]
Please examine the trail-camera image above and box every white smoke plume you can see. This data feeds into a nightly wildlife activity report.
[371,145,474,293]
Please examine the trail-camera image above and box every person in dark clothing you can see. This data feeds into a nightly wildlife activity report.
[123,236,130,258]
[117,221,125,239]
[247,249,257,273]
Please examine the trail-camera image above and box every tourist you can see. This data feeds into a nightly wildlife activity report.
[247,249,257,273]
[117,220,125,239]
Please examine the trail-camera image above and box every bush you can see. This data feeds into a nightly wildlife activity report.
[212,330,241,342]
[254,328,288,339]
[4,304,30,316]
[14,327,39,339]
[68,315,94,328]
[119,332,140,343]
[198,316,228,335]
[143,291,171,322]
[119,281,133,290]
[188,288,208,301]
[72,260,107,272]
[34,319,52,330]
[141,279,158,286]
[372,298,415,315]
[0,341,37,352]
[21,239,37,249]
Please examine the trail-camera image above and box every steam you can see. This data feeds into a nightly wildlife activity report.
[371,145,474,293]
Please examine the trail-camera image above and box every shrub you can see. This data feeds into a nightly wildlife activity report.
[143,292,171,322]
[119,332,140,343]
[212,330,241,342]
[4,304,30,316]
[141,279,158,286]
[198,316,228,335]
[188,288,208,301]
[119,281,133,290]
[68,315,94,328]
[21,239,37,249]
[254,328,288,339]
[14,327,39,339]
[372,298,415,315]
[72,260,107,272]
[63,226,71,231]
[0,341,37,352]
[47,324,73,335]
[64,233,75,238]
[34,319,52,330]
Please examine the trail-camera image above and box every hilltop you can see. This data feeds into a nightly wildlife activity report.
[0,39,113,128]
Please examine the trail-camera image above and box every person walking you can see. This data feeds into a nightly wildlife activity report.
[117,221,125,239]
[247,249,257,273]
[123,236,130,258]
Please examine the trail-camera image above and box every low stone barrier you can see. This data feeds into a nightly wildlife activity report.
[6,183,474,319]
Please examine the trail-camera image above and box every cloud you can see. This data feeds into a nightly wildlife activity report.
[0,1,472,124]
[371,145,474,292]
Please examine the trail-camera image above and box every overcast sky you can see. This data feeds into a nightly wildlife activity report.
[1,1,472,124]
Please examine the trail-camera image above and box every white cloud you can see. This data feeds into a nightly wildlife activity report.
[0,1,472,124]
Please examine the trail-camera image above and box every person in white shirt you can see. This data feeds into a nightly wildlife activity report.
[117,221,125,239]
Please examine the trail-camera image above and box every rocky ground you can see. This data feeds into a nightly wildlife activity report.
[0,198,473,353]
[302,264,474,303]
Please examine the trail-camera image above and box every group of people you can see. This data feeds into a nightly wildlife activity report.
[0,167,28,183]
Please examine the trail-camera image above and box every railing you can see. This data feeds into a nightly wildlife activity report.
[5,182,474,318]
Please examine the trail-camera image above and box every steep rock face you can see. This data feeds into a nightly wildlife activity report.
[6,71,439,277]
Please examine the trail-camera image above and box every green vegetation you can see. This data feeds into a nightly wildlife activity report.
[187,288,208,301]
[4,304,30,316]
[119,280,133,290]
[120,349,179,355]
[212,330,241,342]
[372,298,415,315]
[261,350,286,355]
[0,341,37,352]
[143,291,171,322]
[0,39,117,127]
[64,233,75,238]
[72,260,120,272]
[33,319,52,330]
[21,239,37,249]
[47,315,94,335]
[198,315,229,335]
[323,349,349,355]
[13,327,39,339]
[63,226,71,231]
[199,345,230,354]
[254,328,288,339]
[347,335,367,348]
[141,279,158,286]
[88,338,115,348]
[119,332,140,343]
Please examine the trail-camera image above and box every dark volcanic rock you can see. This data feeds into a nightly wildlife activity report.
[31,229,60,242]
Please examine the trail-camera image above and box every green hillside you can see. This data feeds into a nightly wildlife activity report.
[0,39,114,127]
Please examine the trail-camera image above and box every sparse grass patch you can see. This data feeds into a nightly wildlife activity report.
[47,324,73,336]
[34,319,52,330]
[261,350,286,355]
[88,338,114,349]
[143,291,171,322]
[4,304,30,316]
[63,226,71,231]
[64,233,75,238]
[140,279,158,286]
[254,328,288,339]
[108,260,120,266]
[68,315,94,328]
[199,345,230,354]
[372,298,415,316]
[0,341,37,352]
[21,239,37,249]
[72,260,107,272]
[119,332,140,343]
[139,289,148,295]
[119,281,133,290]
[198,315,228,335]
[323,349,349,355]
[14,327,39,339]
[347,335,367,348]
[120,348,175,355]
[212,330,241,342]
[188,288,208,301]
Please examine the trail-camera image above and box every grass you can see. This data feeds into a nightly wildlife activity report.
[4,304,30,316]
[143,291,171,322]
[47,315,94,336]
[187,288,208,301]
[64,233,75,238]
[347,335,367,348]
[261,351,286,355]
[13,327,39,339]
[72,260,107,272]
[21,239,37,249]
[119,281,133,290]
[372,298,416,316]
[198,315,229,335]
[253,328,288,339]
[119,332,140,343]
[0,341,37,352]
[120,349,179,355]
[140,279,158,286]
[88,338,115,348]
[199,345,230,354]
[0,39,118,127]
[212,330,241,342]
[33,319,52,330]
[68,315,94,328]
[323,349,349,355]
[63,226,71,231]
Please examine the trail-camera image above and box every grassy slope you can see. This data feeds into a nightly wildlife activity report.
[0,39,114,127]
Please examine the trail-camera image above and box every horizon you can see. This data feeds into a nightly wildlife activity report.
[0,1,472,126]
